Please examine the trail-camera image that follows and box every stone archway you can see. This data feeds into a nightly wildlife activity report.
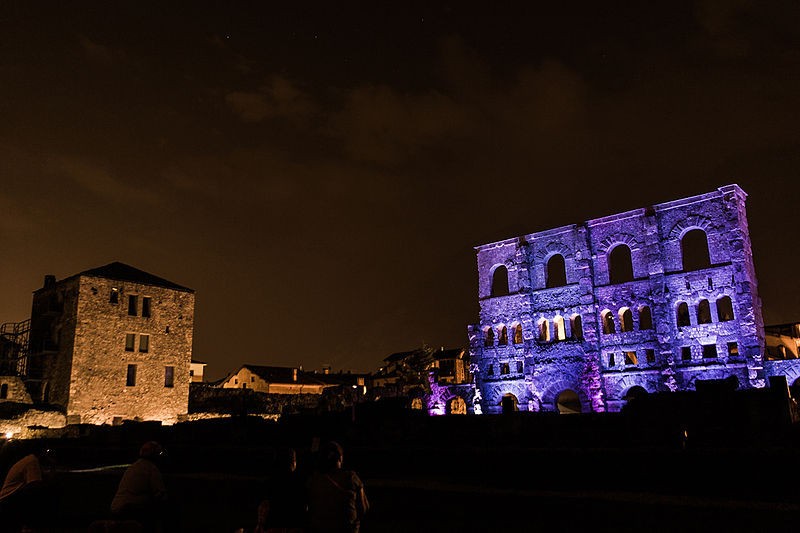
[501,393,518,414]
[447,396,467,415]
[555,389,581,414]
[623,385,647,402]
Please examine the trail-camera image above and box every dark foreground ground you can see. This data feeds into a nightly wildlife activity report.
[13,410,800,531]
[52,468,800,532]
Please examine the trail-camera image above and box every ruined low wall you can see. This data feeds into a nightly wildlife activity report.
[189,384,320,415]
[0,403,66,439]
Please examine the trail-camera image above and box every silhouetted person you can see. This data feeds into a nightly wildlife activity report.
[111,441,168,532]
[0,441,56,532]
[262,447,305,532]
[306,441,368,533]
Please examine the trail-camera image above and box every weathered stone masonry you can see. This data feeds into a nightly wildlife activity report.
[28,263,194,425]
[467,185,800,414]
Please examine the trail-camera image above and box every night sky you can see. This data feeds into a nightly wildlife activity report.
[2,2,799,380]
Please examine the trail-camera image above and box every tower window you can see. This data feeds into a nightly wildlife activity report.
[125,334,135,352]
[164,366,174,388]
[128,295,138,316]
[142,297,152,318]
[501,363,510,375]
[110,289,119,304]
[516,361,524,373]
[126,364,137,387]
[139,334,149,353]
[624,351,638,365]
[645,349,656,364]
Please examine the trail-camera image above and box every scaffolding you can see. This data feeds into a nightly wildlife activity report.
[0,319,30,375]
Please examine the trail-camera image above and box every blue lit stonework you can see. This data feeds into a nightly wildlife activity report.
[461,185,800,414]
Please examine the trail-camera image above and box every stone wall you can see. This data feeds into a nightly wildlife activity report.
[469,185,800,414]
[29,273,194,425]
[0,376,32,404]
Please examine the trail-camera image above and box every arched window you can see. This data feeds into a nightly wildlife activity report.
[538,319,550,342]
[619,308,634,332]
[697,299,712,324]
[546,254,567,288]
[491,265,510,297]
[571,315,583,339]
[498,326,508,345]
[717,296,734,321]
[676,302,691,327]
[608,244,634,284]
[554,316,566,341]
[512,323,523,344]
[638,306,653,330]
[681,229,711,271]
[484,327,494,347]
[601,310,616,334]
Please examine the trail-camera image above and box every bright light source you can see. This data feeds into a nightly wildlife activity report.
[4,432,13,439]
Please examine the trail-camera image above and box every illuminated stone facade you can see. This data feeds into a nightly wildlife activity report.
[468,185,800,414]
[27,262,194,425]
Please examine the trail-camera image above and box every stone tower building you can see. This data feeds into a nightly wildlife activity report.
[468,185,800,414]
[27,262,194,425]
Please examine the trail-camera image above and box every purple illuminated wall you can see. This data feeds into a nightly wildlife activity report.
[462,185,800,414]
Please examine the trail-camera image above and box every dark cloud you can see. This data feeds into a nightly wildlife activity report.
[1,2,799,379]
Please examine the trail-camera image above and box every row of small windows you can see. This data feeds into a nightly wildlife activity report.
[486,299,733,346]
[676,297,734,327]
[601,306,652,335]
[490,228,713,296]
[484,315,584,346]
[679,342,739,362]
[486,361,524,376]
[125,333,150,353]
[126,364,174,388]
[606,349,656,367]
[110,290,152,318]
[605,342,740,368]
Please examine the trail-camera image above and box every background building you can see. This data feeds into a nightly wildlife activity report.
[469,185,800,414]
[27,262,195,425]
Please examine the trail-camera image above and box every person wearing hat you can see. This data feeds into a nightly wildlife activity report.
[111,441,168,531]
